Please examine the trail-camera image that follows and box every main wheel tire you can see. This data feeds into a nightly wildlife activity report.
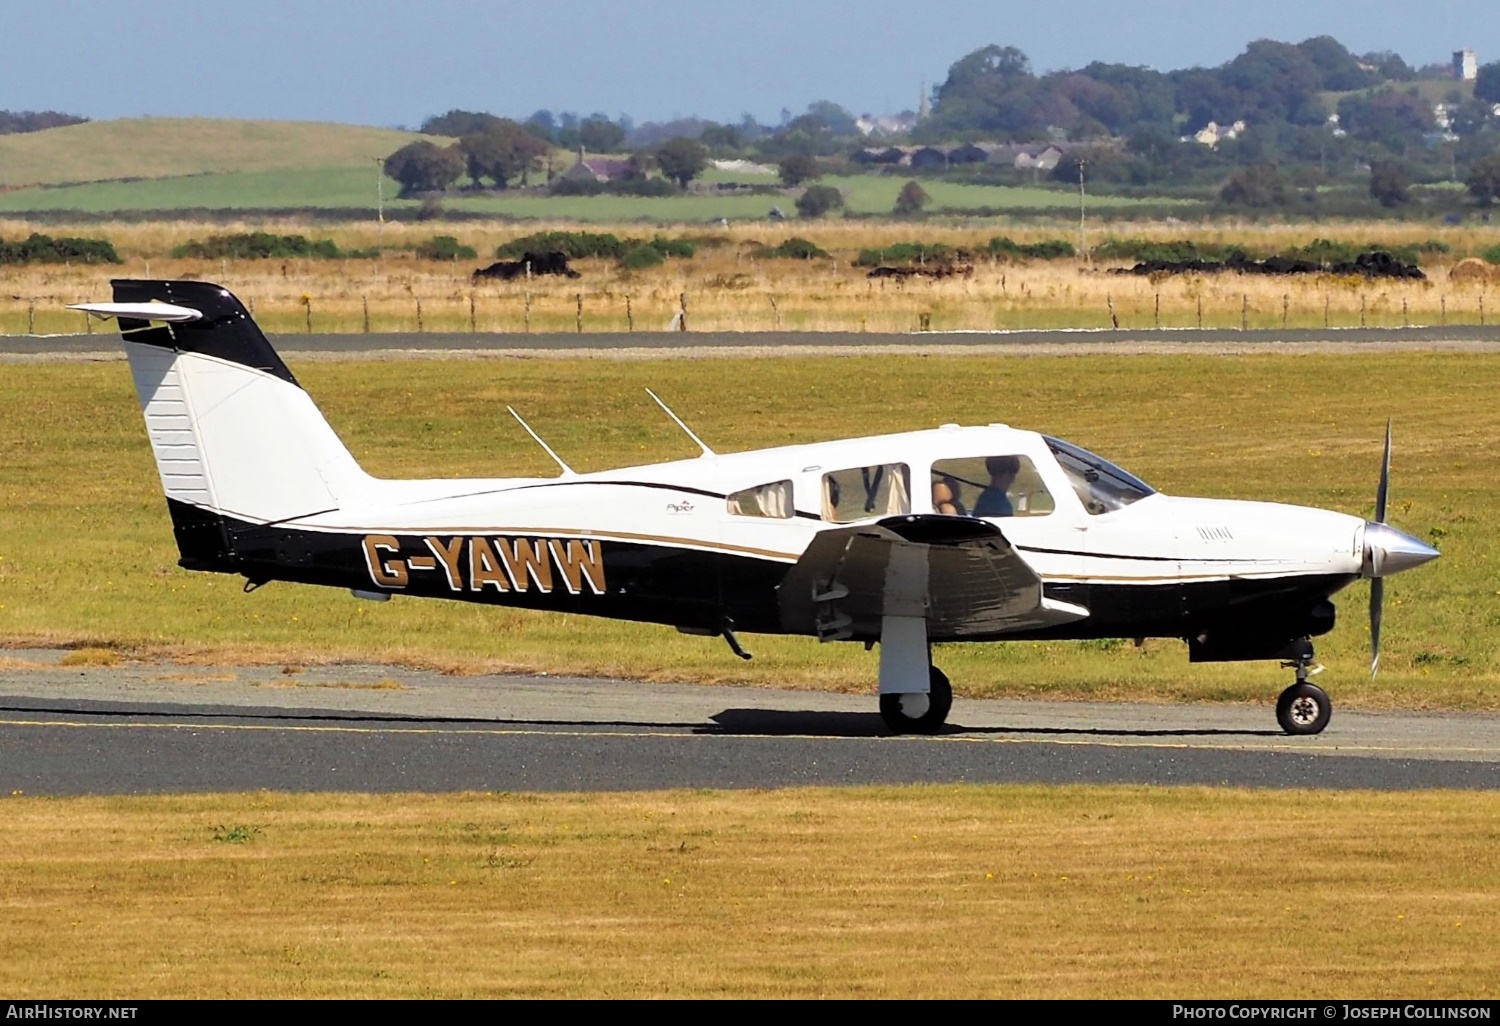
[879,666,953,735]
[1276,681,1332,736]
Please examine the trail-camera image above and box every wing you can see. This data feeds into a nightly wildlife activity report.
[777,514,1089,642]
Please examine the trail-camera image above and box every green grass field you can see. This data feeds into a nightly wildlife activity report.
[0,351,1490,708]
[0,118,444,189]
[0,169,1190,219]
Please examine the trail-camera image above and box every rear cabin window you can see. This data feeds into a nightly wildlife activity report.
[726,480,793,519]
[822,464,910,522]
[930,455,1055,518]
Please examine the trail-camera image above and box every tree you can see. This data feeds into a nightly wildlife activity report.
[421,109,503,137]
[1219,165,1285,207]
[893,180,930,216]
[1467,153,1500,206]
[778,154,820,187]
[1369,160,1410,207]
[1476,62,1500,105]
[579,117,625,153]
[656,137,709,187]
[384,140,465,197]
[699,123,744,150]
[458,121,551,189]
[795,184,844,218]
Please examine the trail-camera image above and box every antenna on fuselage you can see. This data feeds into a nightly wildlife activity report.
[507,407,576,477]
[645,388,715,457]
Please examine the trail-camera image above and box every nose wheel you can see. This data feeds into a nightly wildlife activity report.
[1276,656,1332,735]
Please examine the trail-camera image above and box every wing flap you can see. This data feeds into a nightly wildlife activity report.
[778,514,1090,641]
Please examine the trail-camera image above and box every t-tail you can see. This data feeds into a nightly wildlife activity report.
[73,280,370,576]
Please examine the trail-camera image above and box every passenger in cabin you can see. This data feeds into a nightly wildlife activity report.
[973,456,1020,518]
[931,475,965,515]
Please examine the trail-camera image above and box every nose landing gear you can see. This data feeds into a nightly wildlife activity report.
[1276,651,1332,735]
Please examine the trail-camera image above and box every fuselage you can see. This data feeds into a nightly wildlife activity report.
[195,423,1364,646]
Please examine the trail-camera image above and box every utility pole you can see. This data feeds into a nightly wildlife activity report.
[1077,158,1088,262]
[376,157,386,247]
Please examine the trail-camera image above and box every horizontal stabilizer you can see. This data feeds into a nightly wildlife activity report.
[69,301,203,323]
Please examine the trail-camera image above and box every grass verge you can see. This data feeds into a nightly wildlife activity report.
[1,786,1495,997]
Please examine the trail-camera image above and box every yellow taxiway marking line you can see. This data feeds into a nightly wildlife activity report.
[0,717,1493,758]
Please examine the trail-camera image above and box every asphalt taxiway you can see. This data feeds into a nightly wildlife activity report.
[3,652,1496,794]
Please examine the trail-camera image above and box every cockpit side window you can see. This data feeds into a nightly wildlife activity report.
[726,480,793,518]
[822,464,910,522]
[931,455,1055,517]
[1044,436,1155,515]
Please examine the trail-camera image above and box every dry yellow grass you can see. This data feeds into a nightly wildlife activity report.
[1,786,1496,998]
[3,217,1499,335]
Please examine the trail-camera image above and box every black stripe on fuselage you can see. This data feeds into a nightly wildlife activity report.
[164,499,1354,646]
[386,478,823,521]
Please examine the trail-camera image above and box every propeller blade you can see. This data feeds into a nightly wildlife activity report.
[1370,576,1384,678]
[1375,418,1391,525]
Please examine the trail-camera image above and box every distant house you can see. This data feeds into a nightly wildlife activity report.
[710,158,777,176]
[851,145,909,165]
[1454,49,1478,81]
[1013,144,1064,170]
[1187,121,1246,148]
[564,149,633,183]
[908,146,950,170]
[948,142,1000,164]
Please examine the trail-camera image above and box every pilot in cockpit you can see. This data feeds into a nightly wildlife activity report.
[973,456,1020,518]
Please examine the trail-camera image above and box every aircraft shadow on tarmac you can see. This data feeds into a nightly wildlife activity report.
[700,709,1281,739]
[0,701,1281,739]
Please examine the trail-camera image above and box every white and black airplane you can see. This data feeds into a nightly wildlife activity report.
[74,280,1440,736]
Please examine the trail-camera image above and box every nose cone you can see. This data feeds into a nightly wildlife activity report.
[1363,521,1440,577]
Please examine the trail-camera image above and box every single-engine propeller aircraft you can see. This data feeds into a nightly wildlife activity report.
[74,280,1440,736]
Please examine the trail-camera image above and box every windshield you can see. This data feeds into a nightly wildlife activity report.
[1044,436,1156,515]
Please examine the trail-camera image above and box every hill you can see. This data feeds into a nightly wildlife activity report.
[0,117,449,189]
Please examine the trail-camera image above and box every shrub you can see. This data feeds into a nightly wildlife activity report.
[853,242,957,267]
[795,184,844,218]
[988,236,1075,260]
[496,231,631,260]
[620,244,666,269]
[1479,245,1500,265]
[893,180,930,216]
[754,237,829,260]
[549,176,605,196]
[170,232,343,260]
[414,235,478,261]
[0,233,120,265]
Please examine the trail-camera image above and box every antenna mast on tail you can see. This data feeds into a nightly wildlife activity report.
[507,407,576,477]
[645,389,715,457]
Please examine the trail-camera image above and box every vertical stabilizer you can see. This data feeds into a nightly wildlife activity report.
[105,280,369,532]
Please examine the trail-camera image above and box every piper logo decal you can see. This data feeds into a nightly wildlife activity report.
[362,535,606,595]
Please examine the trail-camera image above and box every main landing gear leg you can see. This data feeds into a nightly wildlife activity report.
[877,615,952,734]
[1276,642,1332,736]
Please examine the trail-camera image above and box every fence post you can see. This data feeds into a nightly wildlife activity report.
[1360,294,1366,328]
[416,298,423,333]
[770,295,780,330]
[248,297,255,316]
[1440,296,1446,326]
[1154,292,1160,329]
[626,296,634,332]
[1195,295,1202,329]
[470,292,477,334]
[679,292,688,332]
[363,296,370,334]
[28,300,35,335]
[576,293,583,334]
[1282,294,1289,328]
[1324,294,1329,329]
[524,292,531,333]
[1402,297,1409,328]
[1241,294,1248,332]
[1481,294,1486,327]
[304,298,312,334]
[84,303,93,334]
[1106,294,1118,329]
